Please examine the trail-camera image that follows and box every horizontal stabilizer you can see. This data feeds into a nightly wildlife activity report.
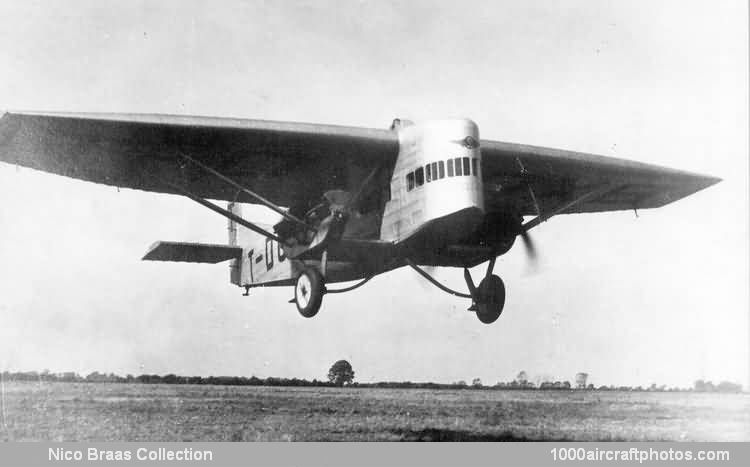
[142,241,242,264]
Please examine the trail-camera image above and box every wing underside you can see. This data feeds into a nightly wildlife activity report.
[0,111,399,207]
[480,140,720,216]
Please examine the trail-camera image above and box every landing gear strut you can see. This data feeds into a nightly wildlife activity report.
[294,267,325,318]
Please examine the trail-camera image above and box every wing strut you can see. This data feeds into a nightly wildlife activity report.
[163,178,287,245]
[178,152,311,230]
[516,157,541,216]
[522,185,619,232]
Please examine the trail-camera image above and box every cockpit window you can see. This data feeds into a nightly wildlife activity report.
[406,157,476,192]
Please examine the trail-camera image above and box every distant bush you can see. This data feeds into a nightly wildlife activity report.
[717,381,743,393]
[694,379,743,393]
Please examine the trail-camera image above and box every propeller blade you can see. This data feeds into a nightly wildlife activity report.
[520,230,540,273]
[520,230,537,260]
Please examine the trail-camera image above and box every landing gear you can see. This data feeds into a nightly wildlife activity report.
[463,256,506,324]
[475,275,505,324]
[295,267,325,318]
[405,257,507,324]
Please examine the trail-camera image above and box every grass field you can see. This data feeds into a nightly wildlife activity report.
[0,382,747,441]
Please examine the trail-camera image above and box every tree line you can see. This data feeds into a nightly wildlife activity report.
[0,369,743,393]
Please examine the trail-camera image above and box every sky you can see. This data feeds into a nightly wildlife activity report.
[0,0,747,389]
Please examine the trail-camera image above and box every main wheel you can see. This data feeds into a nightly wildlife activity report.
[475,275,505,324]
[295,267,325,318]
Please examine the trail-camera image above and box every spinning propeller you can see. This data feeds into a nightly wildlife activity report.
[515,156,542,273]
[520,229,538,262]
[519,228,540,274]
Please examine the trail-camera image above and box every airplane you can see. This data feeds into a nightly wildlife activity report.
[0,111,720,324]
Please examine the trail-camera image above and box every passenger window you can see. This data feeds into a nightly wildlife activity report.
[265,238,274,270]
[462,157,470,176]
[406,172,415,191]
[255,255,263,264]
[447,159,454,177]
[431,162,438,181]
[415,167,424,186]
[426,164,432,182]
[472,158,478,177]
[278,242,286,262]
[438,161,445,179]
[454,157,462,176]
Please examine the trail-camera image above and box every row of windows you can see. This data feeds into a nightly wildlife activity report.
[406,157,479,191]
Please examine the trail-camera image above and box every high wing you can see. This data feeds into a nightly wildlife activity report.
[0,111,719,218]
[0,111,399,207]
[480,140,721,217]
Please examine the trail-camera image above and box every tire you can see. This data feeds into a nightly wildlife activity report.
[295,267,325,318]
[475,274,505,324]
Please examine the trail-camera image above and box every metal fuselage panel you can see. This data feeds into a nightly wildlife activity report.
[230,204,361,286]
[230,203,294,287]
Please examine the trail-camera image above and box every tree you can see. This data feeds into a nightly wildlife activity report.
[472,378,483,388]
[327,360,355,386]
[516,371,528,385]
[575,372,588,389]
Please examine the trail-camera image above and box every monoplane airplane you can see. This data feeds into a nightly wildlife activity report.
[0,112,720,324]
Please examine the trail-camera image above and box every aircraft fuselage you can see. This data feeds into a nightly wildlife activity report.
[234,119,519,288]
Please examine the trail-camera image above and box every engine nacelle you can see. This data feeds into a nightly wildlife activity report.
[381,118,485,246]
